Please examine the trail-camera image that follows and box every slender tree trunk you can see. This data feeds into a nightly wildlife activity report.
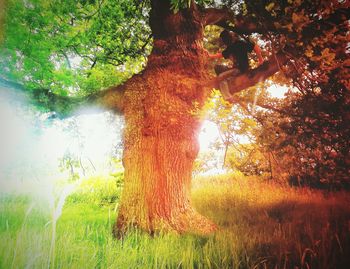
[268,152,273,180]
[222,142,229,169]
[114,4,217,236]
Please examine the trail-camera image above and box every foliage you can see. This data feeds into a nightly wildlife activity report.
[226,144,270,176]
[0,0,151,96]
[58,152,82,181]
[66,174,124,205]
[170,0,215,12]
[203,87,273,175]
[256,90,350,189]
[193,150,221,175]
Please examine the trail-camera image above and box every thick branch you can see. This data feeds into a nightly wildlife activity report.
[87,85,125,115]
[0,77,125,118]
[200,8,233,26]
[210,52,288,95]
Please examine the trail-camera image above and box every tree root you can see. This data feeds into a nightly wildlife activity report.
[113,208,217,239]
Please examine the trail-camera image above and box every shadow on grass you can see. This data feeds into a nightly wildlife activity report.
[196,194,350,269]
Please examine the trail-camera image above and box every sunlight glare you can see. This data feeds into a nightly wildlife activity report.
[268,84,289,98]
[75,111,121,160]
[0,99,123,198]
[198,120,220,152]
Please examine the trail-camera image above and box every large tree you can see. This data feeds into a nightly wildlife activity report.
[1,0,348,236]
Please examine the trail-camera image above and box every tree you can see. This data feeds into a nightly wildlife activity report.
[1,0,348,236]
[256,86,350,190]
[204,89,260,170]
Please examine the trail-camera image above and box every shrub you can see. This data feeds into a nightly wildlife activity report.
[66,173,123,205]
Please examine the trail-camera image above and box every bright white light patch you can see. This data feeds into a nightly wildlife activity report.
[267,84,289,98]
[0,100,123,195]
[0,98,32,169]
[74,111,121,162]
[198,120,220,151]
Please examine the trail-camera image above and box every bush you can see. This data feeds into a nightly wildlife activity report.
[66,173,123,205]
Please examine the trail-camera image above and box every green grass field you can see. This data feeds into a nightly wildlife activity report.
[1,174,350,269]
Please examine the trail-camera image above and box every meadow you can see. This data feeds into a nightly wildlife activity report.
[1,174,349,269]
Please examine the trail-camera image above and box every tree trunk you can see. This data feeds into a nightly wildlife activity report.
[268,152,273,180]
[222,142,229,169]
[114,4,217,236]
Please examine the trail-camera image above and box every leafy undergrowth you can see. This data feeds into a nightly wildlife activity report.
[0,174,350,268]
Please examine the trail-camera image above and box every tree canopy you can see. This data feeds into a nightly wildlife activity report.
[0,0,151,96]
[2,0,348,97]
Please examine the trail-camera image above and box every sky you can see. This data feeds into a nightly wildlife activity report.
[268,84,289,99]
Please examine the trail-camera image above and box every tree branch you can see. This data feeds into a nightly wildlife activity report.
[0,77,125,118]
[87,85,125,115]
[209,52,288,95]
[200,7,233,26]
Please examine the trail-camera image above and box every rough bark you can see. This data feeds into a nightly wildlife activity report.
[114,3,218,236]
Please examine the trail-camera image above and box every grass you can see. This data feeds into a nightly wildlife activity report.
[0,174,350,268]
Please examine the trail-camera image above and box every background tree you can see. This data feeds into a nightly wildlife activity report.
[204,89,261,170]
[255,88,350,189]
[1,0,348,235]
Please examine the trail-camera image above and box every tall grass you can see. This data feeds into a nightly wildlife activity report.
[0,174,349,268]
